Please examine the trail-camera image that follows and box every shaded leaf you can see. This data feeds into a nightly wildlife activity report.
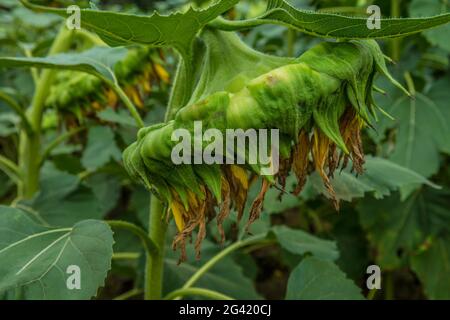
[358,188,450,268]
[270,225,339,261]
[97,109,137,127]
[12,6,61,29]
[81,126,121,171]
[332,210,369,281]
[0,206,113,300]
[285,257,364,300]
[410,0,450,52]
[85,173,121,215]
[308,156,437,201]
[23,163,103,227]
[375,74,450,179]
[0,47,128,84]
[411,234,450,300]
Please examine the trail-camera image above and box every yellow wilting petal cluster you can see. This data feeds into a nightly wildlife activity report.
[168,165,254,263]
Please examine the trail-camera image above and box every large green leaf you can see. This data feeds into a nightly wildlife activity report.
[308,156,437,202]
[81,126,122,171]
[0,206,114,300]
[211,0,450,39]
[410,0,450,52]
[269,225,339,261]
[377,77,450,178]
[411,234,450,300]
[20,0,238,58]
[97,108,137,127]
[358,188,450,269]
[84,173,121,215]
[285,257,364,300]
[0,46,127,84]
[332,209,369,281]
[12,6,61,29]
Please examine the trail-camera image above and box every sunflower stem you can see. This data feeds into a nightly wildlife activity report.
[145,197,167,300]
[107,220,158,257]
[164,288,234,300]
[390,0,402,61]
[18,25,73,199]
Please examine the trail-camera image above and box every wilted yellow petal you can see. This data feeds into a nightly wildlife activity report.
[170,200,186,231]
[230,165,248,190]
[91,101,103,111]
[105,89,118,107]
[154,63,170,83]
[125,86,144,109]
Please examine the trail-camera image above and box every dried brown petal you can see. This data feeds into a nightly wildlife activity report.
[246,179,270,233]
[292,130,311,196]
[312,129,339,210]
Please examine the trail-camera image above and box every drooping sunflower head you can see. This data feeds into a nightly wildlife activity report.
[45,47,169,127]
[123,35,408,262]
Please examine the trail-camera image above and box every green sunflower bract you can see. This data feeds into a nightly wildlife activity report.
[123,30,408,262]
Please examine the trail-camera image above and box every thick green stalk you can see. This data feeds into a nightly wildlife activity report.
[384,272,395,300]
[28,27,73,131]
[390,0,402,61]
[145,197,167,300]
[287,29,296,57]
[18,26,73,199]
[144,49,197,299]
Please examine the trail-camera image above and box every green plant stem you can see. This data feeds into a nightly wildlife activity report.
[0,154,21,184]
[39,127,86,165]
[112,252,140,260]
[208,16,264,31]
[367,288,378,300]
[404,71,416,97]
[317,7,368,15]
[111,83,145,128]
[28,27,73,131]
[23,46,39,86]
[107,220,158,257]
[385,273,395,300]
[75,29,106,46]
[0,90,33,136]
[145,197,167,300]
[164,288,234,301]
[182,234,271,290]
[114,288,143,300]
[390,0,402,61]
[18,26,73,199]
